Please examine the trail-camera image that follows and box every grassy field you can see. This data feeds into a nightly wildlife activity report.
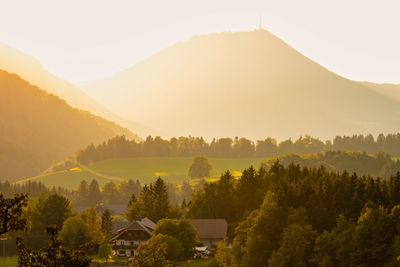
[87,157,266,184]
[0,256,18,267]
[1,255,214,267]
[16,166,122,189]
[173,258,214,266]
[17,157,267,189]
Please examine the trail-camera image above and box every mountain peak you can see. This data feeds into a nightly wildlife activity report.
[79,30,400,140]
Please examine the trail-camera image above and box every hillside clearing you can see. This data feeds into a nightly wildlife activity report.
[18,157,267,189]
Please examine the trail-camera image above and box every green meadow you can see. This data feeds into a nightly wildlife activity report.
[16,166,122,189]
[18,157,267,189]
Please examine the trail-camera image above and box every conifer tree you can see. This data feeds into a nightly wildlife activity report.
[88,179,101,206]
[101,209,113,239]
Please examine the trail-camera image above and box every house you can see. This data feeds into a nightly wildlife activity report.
[188,219,228,249]
[109,217,156,257]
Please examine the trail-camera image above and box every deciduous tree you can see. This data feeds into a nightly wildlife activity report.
[188,156,212,179]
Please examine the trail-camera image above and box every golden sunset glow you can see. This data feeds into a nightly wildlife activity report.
[2,2,400,265]
[0,0,399,83]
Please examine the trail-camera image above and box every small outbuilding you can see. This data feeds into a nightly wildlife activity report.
[188,219,228,249]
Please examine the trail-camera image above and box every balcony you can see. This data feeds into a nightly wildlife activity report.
[111,244,139,250]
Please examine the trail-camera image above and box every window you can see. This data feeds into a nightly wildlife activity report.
[121,240,124,245]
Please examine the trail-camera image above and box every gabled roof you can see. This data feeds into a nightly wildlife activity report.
[188,219,228,239]
[110,218,156,240]
[112,222,132,235]
[138,217,157,231]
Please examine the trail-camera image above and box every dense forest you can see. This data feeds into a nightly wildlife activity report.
[77,134,400,164]
[0,70,138,181]
[188,163,400,266]
[3,161,400,265]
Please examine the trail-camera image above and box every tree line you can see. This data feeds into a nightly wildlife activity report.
[76,133,400,164]
[0,177,193,209]
[265,150,399,178]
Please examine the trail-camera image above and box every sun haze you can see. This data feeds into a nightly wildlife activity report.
[0,0,399,83]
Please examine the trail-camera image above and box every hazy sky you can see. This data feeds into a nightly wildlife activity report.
[1,0,399,83]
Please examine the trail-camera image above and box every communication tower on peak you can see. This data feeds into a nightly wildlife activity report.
[259,15,264,30]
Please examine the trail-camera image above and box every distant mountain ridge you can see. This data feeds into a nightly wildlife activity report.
[359,81,400,103]
[0,70,136,181]
[0,42,153,138]
[79,30,400,140]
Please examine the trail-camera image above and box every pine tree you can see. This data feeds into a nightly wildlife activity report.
[88,179,101,206]
[101,209,113,239]
[151,177,170,222]
[128,193,137,207]
[77,180,88,205]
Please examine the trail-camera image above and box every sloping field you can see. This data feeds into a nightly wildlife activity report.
[16,167,122,189]
[18,157,267,189]
[86,157,266,184]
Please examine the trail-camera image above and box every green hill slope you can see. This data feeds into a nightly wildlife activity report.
[18,157,267,189]
[16,167,122,189]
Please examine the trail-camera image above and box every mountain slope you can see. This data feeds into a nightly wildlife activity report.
[360,82,400,103]
[0,42,146,139]
[0,70,134,181]
[79,30,400,140]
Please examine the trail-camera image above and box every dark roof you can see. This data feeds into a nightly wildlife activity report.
[126,221,147,231]
[112,222,132,235]
[111,218,156,236]
[110,221,153,242]
[188,219,228,239]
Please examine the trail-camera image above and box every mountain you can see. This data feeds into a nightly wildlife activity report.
[0,70,137,181]
[360,82,400,103]
[79,30,400,140]
[0,42,152,138]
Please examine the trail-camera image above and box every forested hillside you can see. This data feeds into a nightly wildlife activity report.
[265,151,395,178]
[0,70,137,181]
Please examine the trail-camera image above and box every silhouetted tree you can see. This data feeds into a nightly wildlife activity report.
[0,193,28,235]
[17,226,92,267]
[88,179,101,206]
[188,156,212,179]
[101,209,113,239]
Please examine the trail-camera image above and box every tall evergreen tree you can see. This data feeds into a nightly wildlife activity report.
[151,177,170,222]
[88,179,101,206]
[101,209,113,239]
[77,180,88,205]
